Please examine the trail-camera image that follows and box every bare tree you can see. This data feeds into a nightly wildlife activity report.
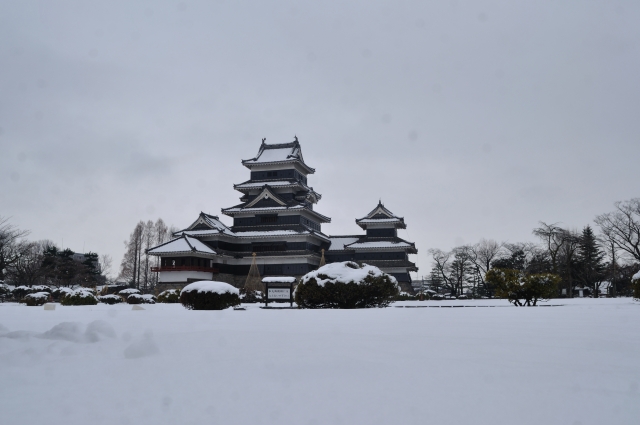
[7,241,44,286]
[0,216,31,281]
[151,219,171,288]
[428,248,474,297]
[119,218,175,290]
[533,222,565,274]
[119,222,144,288]
[99,254,113,281]
[428,249,455,295]
[466,239,504,295]
[594,198,640,262]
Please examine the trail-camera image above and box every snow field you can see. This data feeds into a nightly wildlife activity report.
[0,298,638,425]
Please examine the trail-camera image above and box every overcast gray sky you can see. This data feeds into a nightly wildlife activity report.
[1,0,639,278]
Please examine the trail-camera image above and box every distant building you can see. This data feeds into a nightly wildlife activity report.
[148,138,418,293]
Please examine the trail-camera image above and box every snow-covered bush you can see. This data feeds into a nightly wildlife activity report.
[98,294,123,305]
[119,288,141,296]
[21,292,51,306]
[180,281,240,310]
[0,283,11,302]
[11,285,51,301]
[239,288,262,303]
[295,262,399,309]
[632,271,640,300]
[126,293,156,304]
[157,289,180,303]
[51,287,75,302]
[394,292,416,301]
[60,289,98,306]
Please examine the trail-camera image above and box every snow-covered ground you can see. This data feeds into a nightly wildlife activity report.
[1,298,638,425]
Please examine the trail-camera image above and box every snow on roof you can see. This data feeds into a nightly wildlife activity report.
[234,180,294,189]
[355,202,406,229]
[252,147,294,163]
[262,276,296,283]
[328,236,361,251]
[300,261,397,286]
[345,241,413,249]
[242,139,315,173]
[234,230,308,237]
[181,280,239,295]
[148,235,216,255]
[179,229,224,236]
[223,205,304,213]
[357,218,403,224]
[357,201,401,220]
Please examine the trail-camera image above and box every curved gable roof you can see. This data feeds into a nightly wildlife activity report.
[242,138,314,173]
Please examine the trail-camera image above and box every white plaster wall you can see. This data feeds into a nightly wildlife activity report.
[158,271,214,283]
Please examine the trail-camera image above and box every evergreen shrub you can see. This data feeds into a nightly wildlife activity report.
[157,289,181,303]
[239,288,262,303]
[394,292,416,301]
[119,288,141,297]
[127,294,156,304]
[180,281,240,310]
[98,294,123,304]
[12,286,35,300]
[51,287,74,302]
[486,269,560,306]
[21,292,50,306]
[633,272,640,300]
[61,289,98,306]
[0,283,11,302]
[295,262,399,309]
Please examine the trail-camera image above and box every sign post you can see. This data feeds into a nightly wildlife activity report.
[263,277,296,308]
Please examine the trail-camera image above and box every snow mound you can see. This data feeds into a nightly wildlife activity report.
[124,332,159,359]
[181,280,239,295]
[262,276,296,283]
[301,261,397,286]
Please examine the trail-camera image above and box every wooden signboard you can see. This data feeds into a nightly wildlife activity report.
[263,277,296,307]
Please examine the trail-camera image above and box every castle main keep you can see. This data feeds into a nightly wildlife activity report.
[148,138,418,292]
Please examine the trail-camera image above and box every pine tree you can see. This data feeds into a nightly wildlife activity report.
[576,225,606,297]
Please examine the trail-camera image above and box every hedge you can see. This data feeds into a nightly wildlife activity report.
[295,262,399,309]
[61,289,99,306]
[98,294,124,305]
[127,294,156,304]
[21,292,51,306]
[157,289,180,303]
[180,281,240,310]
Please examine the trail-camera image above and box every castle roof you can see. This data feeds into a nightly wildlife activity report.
[242,138,315,174]
[355,201,406,229]
[147,234,216,256]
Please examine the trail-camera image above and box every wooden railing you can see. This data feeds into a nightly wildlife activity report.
[151,266,219,273]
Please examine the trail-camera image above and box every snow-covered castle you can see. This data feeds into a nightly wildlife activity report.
[148,138,418,292]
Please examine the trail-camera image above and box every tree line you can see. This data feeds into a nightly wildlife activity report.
[426,198,640,299]
[0,216,111,287]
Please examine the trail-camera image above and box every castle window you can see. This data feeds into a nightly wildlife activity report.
[260,215,278,223]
